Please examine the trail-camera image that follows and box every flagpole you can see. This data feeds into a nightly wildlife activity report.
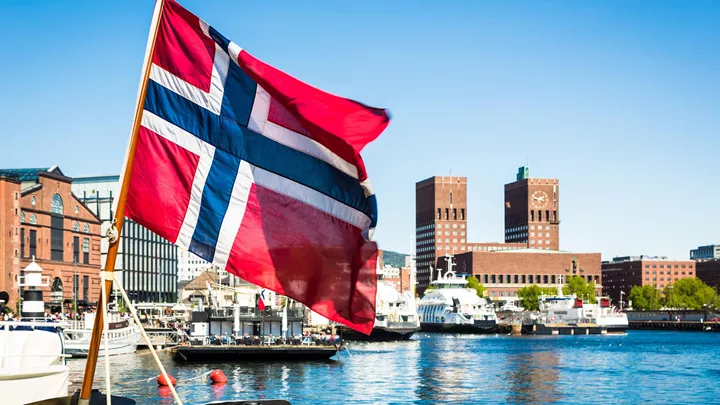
[79,0,166,402]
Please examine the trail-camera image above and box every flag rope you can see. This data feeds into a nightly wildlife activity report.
[114,275,184,404]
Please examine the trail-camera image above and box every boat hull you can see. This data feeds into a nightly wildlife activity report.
[172,345,339,362]
[339,325,419,341]
[0,366,69,405]
[522,323,628,335]
[420,320,498,334]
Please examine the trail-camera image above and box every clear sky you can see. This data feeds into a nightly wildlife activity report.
[1,1,718,261]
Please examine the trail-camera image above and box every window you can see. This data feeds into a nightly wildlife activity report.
[29,229,37,258]
[543,275,549,284]
[490,275,496,283]
[453,224,457,229]
[514,275,519,283]
[51,215,63,261]
[445,224,449,229]
[83,275,89,301]
[546,233,550,237]
[530,240,535,244]
[460,224,465,229]
[530,225,534,230]
[445,208,449,220]
[74,205,79,214]
[660,265,665,268]
[553,211,557,222]
[14,192,18,200]
[551,275,556,284]
[449,192,453,204]
[30,214,37,225]
[50,193,63,214]
[31,196,36,206]
[82,238,90,264]
[539,210,542,221]
[20,212,25,223]
[73,237,80,263]
[437,208,441,219]
[74,222,79,232]
[20,228,25,258]
[521,275,527,283]
[461,208,465,220]
[84,224,89,233]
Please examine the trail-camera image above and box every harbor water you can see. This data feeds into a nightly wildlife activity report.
[69,331,720,404]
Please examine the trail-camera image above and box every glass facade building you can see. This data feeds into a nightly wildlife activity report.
[72,175,178,303]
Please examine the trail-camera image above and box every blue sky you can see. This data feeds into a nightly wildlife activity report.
[1,1,718,260]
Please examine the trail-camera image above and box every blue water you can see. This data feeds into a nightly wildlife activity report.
[69,331,720,404]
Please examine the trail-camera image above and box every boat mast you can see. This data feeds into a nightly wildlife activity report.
[78,0,172,402]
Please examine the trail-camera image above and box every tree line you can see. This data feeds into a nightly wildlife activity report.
[628,278,720,311]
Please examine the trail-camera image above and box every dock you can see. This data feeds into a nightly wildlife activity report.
[172,344,340,361]
[629,320,720,332]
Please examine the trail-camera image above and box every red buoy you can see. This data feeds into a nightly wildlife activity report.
[157,373,177,386]
[209,369,228,384]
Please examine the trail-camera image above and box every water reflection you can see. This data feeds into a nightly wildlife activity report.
[65,332,720,404]
[505,351,562,404]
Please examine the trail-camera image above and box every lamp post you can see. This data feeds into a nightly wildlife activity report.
[619,291,625,311]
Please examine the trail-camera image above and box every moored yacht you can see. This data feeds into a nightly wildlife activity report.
[525,276,628,335]
[0,259,69,405]
[417,255,498,333]
[64,304,140,357]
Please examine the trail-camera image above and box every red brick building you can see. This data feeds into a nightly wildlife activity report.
[0,167,102,312]
[505,166,560,250]
[415,176,469,292]
[601,256,696,304]
[448,250,602,301]
[694,259,720,293]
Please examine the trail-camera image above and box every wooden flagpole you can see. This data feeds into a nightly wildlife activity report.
[79,0,166,402]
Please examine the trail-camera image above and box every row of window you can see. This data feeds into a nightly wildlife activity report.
[437,208,466,221]
[644,271,693,276]
[416,224,435,232]
[481,274,600,285]
[644,263,694,269]
[436,230,466,236]
[19,212,91,233]
[530,240,552,245]
[529,210,558,222]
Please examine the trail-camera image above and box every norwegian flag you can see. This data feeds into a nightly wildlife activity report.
[124,0,389,334]
[257,289,267,312]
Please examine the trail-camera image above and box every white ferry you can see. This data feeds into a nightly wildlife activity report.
[64,305,140,357]
[527,276,628,335]
[339,267,420,341]
[417,258,497,333]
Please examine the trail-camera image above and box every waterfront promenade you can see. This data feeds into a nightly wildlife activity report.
[68,331,720,404]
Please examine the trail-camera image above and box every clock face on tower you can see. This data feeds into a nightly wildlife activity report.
[531,190,549,209]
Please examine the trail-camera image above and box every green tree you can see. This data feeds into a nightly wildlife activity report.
[466,276,487,298]
[628,285,661,310]
[662,278,720,310]
[517,285,556,311]
[562,275,597,304]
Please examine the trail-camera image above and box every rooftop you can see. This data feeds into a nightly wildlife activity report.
[0,166,64,182]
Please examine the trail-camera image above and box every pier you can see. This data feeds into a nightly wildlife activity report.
[629,320,720,332]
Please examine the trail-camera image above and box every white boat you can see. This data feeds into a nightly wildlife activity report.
[0,320,70,405]
[340,267,420,341]
[530,276,628,334]
[64,308,140,357]
[417,256,498,333]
